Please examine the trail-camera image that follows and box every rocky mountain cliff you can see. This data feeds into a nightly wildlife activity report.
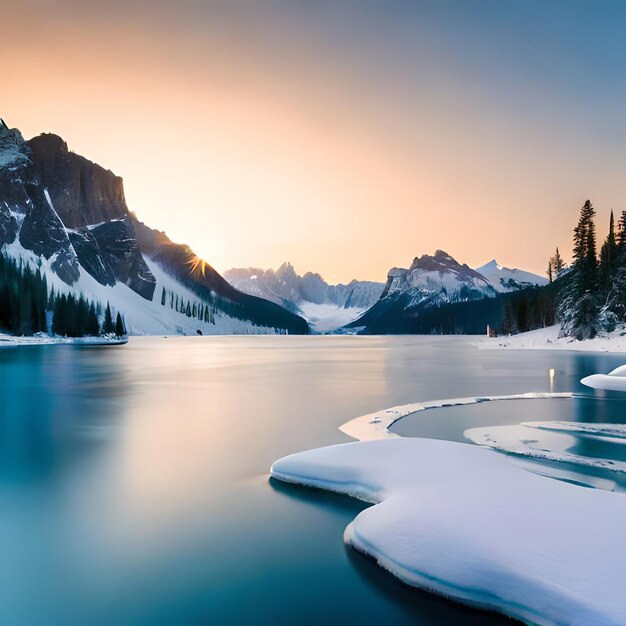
[0,118,308,335]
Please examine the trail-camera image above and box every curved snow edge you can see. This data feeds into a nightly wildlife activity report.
[339,392,573,441]
[271,438,626,626]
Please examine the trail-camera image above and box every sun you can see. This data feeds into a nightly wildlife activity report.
[188,255,208,278]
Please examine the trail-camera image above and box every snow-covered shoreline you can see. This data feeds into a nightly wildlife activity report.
[0,334,128,347]
[477,324,626,352]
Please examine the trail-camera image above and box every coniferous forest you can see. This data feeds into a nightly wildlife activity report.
[0,254,126,337]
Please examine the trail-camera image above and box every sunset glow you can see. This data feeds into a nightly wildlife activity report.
[4,1,626,282]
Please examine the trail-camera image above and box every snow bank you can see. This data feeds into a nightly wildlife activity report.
[581,364,626,391]
[339,392,572,441]
[478,324,626,353]
[271,438,626,626]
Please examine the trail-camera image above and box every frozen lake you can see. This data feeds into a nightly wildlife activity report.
[0,335,624,625]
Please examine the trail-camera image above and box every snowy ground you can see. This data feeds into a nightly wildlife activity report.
[296,301,366,333]
[272,437,626,626]
[477,324,626,352]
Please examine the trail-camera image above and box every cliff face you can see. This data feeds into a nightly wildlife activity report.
[28,134,129,228]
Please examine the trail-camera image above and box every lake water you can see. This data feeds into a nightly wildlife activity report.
[0,335,624,625]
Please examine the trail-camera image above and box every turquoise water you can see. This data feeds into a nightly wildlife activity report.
[0,335,623,625]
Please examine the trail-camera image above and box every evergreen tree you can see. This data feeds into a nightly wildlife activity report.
[103,303,115,334]
[115,312,126,337]
[599,210,618,288]
[161,287,166,306]
[87,303,100,336]
[618,211,626,248]
[558,200,599,339]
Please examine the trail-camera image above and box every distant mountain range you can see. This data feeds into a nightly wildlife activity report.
[226,252,546,334]
[224,263,384,332]
[0,118,308,335]
[347,250,547,334]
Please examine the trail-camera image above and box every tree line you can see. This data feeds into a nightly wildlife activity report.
[0,254,126,337]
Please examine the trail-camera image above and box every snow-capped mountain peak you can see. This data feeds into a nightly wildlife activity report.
[475,259,548,293]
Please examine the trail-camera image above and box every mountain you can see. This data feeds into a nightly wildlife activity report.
[224,263,384,332]
[0,118,308,336]
[476,259,548,292]
[348,250,546,334]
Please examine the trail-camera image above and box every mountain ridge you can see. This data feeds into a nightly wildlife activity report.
[0,118,308,335]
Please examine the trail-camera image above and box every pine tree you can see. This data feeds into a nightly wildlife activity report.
[87,303,100,336]
[161,287,166,306]
[557,200,599,339]
[115,312,126,337]
[618,211,626,248]
[103,303,114,334]
[599,210,618,288]
[547,260,553,283]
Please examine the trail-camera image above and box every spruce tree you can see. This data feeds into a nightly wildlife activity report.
[115,313,126,337]
[558,200,600,339]
[599,210,618,288]
[103,303,114,334]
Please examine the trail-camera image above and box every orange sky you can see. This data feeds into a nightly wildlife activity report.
[3,1,626,283]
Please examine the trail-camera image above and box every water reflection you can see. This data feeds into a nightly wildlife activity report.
[0,336,623,625]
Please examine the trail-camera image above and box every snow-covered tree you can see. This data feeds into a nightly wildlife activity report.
[557,200,599,339]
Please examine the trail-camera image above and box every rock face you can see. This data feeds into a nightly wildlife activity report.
[28,134,129,227]
[90,219,155,298]
[26,133,156,297]
[66,228,116,286]
[19,188,80,284]
[0,119,81,283]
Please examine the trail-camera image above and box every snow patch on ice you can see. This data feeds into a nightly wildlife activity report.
[271,438,626,626]
[465,423,626,474]
[524,421,626,440]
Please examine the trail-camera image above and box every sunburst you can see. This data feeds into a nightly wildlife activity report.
[188,255,208,277]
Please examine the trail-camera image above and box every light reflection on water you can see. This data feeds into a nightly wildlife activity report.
[0,335,623,625]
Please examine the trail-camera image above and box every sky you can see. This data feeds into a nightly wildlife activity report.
[3,0,626,283]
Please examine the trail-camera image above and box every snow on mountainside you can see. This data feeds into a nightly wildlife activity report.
[350,250,546,334]
[476,259,547,292]
[224,263,384,332]
[0,117,308,336]
[382,250,496,304]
